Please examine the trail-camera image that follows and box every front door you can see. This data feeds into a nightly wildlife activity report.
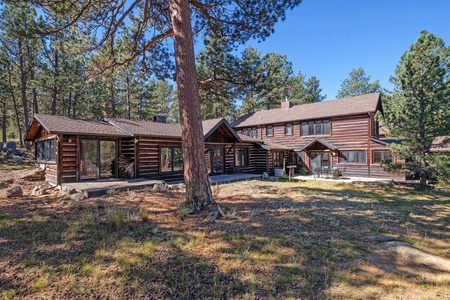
[80,139,117,180]
[310,152,330,170]
[210,148,224,175]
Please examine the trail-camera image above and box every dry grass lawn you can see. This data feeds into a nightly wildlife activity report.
[1,167,450,299]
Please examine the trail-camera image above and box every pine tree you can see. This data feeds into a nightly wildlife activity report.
[383,30,450,188]
[337,67,382,98]
[24,0,303,211]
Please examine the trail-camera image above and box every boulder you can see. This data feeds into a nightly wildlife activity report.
[261,172,269,179]
[152,182,168,191]
[12,155,23,165]
[0,178,14,189]
[21,168,46,181]
[6,185,23,198]
[31,185,50,196]
[5,141,16,151]
[61,185,77,195]
[5,149,14,157]
[71,193,86,201]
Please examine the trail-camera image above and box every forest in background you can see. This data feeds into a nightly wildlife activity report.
[0,3,329,148]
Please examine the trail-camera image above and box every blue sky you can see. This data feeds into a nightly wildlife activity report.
[239,0,450,100]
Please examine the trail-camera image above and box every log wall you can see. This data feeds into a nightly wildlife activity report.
[60,135,77,183]
[236,114,405,180]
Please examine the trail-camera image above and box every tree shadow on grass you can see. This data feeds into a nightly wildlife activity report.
[1,182,450,299]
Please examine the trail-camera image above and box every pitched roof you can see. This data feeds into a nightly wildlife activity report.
[105,117,240,141]
[232,93,382,128]
[25,114,129,140]
[258,141,293,151]
[431,136,450,152]
[25,114,241,142]
[104,117,182,138]
[298,138,338,151]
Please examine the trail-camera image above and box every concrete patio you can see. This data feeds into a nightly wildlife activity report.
[62,173,262,198]
[293,174,419,185]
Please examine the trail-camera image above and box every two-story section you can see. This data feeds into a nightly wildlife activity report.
[232,93,404,179]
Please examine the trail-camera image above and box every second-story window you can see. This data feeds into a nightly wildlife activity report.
[285,123,292,135]
[250,127,256,138]
[301,120,330,136]
[266,125,273,136]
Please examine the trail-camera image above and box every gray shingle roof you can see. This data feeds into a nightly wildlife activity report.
[232,93,382,128]
[105,117,239,140]
[26,114,241,142]
[105,118,182,138]
[31,114,130,137]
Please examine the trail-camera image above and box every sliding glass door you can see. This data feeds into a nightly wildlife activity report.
[80,139,117,180]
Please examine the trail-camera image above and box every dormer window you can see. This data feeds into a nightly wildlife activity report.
[266,125,273,136]
[285,123,292,135]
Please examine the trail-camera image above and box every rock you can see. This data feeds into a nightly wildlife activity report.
[21,168,46,181]
[5,149,14,157]
[5,141,16,151]
[168,183,185,190]
[12,155,23,165]
[6,185,23,198]
[261,172,269,179]
[153,182,168,191]
[61,185,77,195]
[71,193,86,201]
[380,241,450,272]
[0,178,14,189]
[31,185,49,196]
[365,235,400,243]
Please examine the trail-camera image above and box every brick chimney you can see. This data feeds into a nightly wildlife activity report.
[152,114,167,123]
[281,100,294,109]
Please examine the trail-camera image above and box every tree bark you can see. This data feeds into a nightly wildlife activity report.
[6,64,24,148]
[50,49,59,115]
[1,100,6,143]
[126,72,131,120]
[169,0,213,210]
[18,40,29,149]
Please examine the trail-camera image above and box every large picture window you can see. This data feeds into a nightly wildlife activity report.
[160,147,183,172]
[339,150,366,164]
[235,148,249,167]
[301,120,330,136]
[36,139,56,162]
[273,151,284,168]
[372,150,393,164]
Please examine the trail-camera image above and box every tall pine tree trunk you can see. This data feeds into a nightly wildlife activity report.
[50,49,59,115]
[169,0,213,209]
[1,100,6,143]
[67,92,72,117]
[126,73,131,120]
[18,40,29,149]
[6,64,24,148]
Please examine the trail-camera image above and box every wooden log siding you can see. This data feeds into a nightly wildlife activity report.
[136,137,185,181]
[225,144,236,174]
[44,163,58,185]
[60,135,77,183]
[119,138,135,178]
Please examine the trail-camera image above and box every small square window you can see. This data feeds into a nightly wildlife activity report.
[266,125,273,136]
[285,123,292,135]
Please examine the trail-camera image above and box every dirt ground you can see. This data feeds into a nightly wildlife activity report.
[1,167,450,299]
